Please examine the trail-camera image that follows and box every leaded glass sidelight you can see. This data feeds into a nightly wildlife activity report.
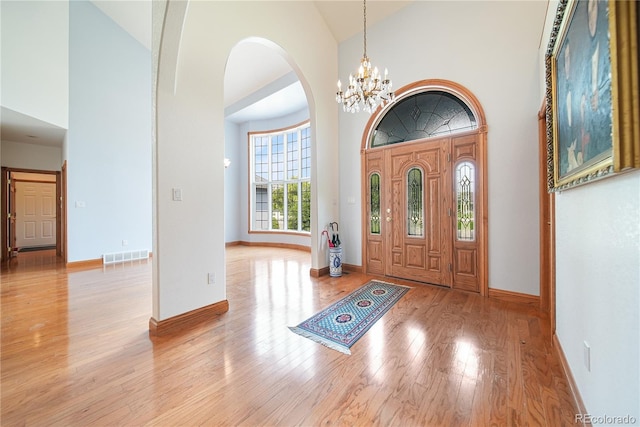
[407,168,423,236]
[456,162,475,241]
[370,173,381,234]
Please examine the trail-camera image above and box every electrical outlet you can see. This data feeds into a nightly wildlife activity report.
[122,240,128,246]
[208,273,215,284]
[583,341,591,372]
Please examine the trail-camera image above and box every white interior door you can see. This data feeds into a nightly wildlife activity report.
[15,181,56,249]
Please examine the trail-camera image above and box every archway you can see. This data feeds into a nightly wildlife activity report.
[223,39,313,252]
[153,1,340,329]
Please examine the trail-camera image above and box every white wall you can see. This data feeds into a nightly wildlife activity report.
[540,1,640,420]
[338,1,547,295]
[1,141,63,171]
[67,1,152,262]
[555,172,640,419]
[224,121,241,244]
[156,1,338,320]
[0,0,69,128]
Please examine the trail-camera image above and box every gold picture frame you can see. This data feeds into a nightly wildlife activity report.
[545,0,639,191]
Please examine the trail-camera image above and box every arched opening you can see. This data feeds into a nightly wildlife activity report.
[361,79,488,294]
[223,38,313,251]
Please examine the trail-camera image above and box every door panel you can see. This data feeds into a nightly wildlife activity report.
[386,139,452,286]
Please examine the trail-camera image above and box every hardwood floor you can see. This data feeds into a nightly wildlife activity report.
[1,247,580,426]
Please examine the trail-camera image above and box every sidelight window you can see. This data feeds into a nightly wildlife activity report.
[456,161,475,241]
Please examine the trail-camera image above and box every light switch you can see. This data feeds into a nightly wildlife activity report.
[172,188,182,201]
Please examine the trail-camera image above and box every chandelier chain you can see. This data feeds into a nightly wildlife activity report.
[335,0,395,114]
[363,0,367,59]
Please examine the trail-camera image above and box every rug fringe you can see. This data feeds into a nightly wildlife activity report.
[288,327,351,355]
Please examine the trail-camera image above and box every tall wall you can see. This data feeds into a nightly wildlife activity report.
[67,1,152,262]
[0,0,69,128]
[538,1,640,420]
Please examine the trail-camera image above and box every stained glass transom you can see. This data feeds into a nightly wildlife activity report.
[456,161,475,241]
[407,168,423,237]
[370,173,381,235]
[371,91,477,147]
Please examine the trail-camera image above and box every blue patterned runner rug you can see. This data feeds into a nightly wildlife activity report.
[289,280,410,355]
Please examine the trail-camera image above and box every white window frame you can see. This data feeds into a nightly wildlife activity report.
[249,122,311,234]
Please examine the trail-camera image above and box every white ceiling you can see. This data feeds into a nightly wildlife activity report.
[0,107,67,147]
[0,1,412,147]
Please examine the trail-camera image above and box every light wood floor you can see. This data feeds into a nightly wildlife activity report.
[1,246,580,426]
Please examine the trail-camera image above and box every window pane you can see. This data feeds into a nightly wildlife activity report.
[254,184,269,230]
[370,173,381,235]
[272,135,284,181]
[254,136,269,181]
[301,181,311,232]
[456,161,475,241]
[271,184,284,230]
[287,132,298,180]
[407,168,423,236]
[287,183,299,230]
[301,127,311,179]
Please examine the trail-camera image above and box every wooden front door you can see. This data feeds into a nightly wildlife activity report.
[364,132,484,292]
[387,138,452,286]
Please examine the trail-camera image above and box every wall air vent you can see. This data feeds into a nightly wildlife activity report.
[103,249,149,265]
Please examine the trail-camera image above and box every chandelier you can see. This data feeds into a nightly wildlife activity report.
[335,0,394,114]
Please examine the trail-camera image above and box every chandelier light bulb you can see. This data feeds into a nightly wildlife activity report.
[335,0,395,114]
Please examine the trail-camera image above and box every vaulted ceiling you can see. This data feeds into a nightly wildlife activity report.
[1,1,412,146]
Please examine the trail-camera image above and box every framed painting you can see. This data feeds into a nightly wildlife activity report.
[545,0,639,191]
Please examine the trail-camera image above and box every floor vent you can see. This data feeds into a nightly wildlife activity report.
[103,249,149,265]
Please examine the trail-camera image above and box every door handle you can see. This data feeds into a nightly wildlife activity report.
[386,216,392,222]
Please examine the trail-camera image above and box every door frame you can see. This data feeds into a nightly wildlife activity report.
[1,167,65,262]
[360,79,488,295]
[1,168,13,261]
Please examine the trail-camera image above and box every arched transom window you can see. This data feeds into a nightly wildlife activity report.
[371,91,477,148]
